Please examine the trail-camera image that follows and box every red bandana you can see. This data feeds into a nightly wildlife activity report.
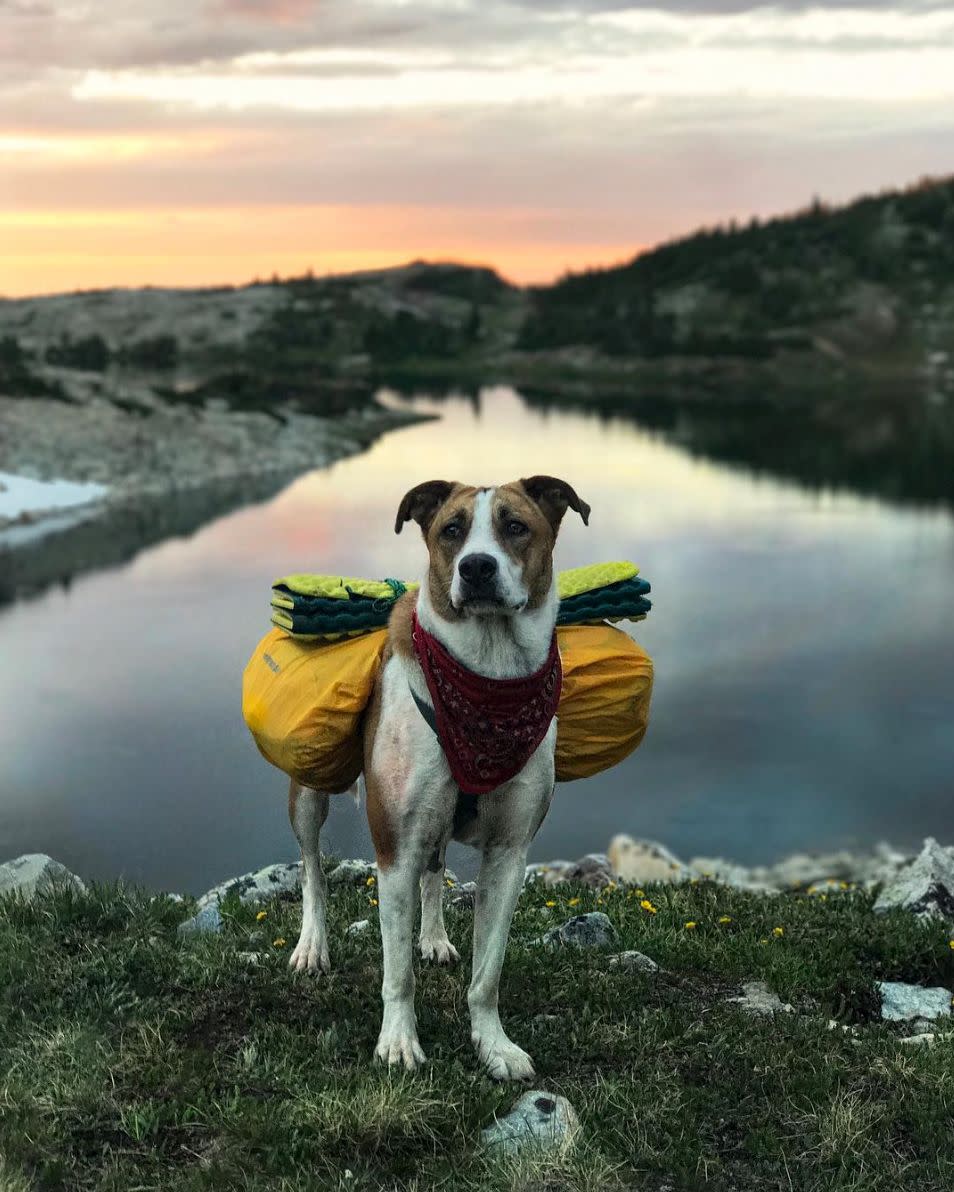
[410,610,563,795]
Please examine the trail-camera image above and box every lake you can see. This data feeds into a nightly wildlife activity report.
[2,385,953,895]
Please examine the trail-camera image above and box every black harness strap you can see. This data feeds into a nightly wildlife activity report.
[410,686,439,736]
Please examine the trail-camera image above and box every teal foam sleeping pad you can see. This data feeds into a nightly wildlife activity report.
[270,574,652,637]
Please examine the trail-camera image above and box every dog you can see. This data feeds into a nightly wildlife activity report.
[287,475,590,1079]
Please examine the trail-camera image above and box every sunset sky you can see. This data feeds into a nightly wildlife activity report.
[3,0,954,297]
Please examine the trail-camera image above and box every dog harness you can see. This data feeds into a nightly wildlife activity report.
[409,610,563,796]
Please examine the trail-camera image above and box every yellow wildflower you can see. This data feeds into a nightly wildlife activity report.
[568,897,580,907]
[684,921,697,930]
[369,898,378,907]
[272,937,286,948]
[948,940,954,951]
[640,899,658,914]
[546,900,556,908]
[635,889,646,899]
[773,926,784,937]
[445,878,454,887]
[366,875,376,886]
[256,910,267,922]
[718,916,732,924]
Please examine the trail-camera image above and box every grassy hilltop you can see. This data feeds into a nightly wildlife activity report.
[3,875,954,1190]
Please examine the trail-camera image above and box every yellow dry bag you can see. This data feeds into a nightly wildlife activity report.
[243,623,652,792]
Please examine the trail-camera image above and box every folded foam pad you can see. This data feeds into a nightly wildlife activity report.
[269,561,651,640]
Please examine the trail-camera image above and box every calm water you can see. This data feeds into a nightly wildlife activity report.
[2,386,953,894]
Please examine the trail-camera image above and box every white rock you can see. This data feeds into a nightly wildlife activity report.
[727,981,793,1016]
[873,838,954,920]
[687,856,779,893]
[346,919,371,936]
[177,904,223,936]
[607,835,688,884]
[0,853,85,900]
[197,861,302,909]
[607,950,659,973]
[878,981,952,1023]
[481,1091,580,1155]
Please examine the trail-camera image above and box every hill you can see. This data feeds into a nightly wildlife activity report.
[518,175,954,383]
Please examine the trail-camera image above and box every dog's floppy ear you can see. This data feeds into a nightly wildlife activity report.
[520,475,591,534]
[395,480,456,536]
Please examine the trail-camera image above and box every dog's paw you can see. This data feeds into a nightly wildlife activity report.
[419,933,460,965]
[289,926,330,974]
[473,1032,536,1082]
[374,1021,427,1071]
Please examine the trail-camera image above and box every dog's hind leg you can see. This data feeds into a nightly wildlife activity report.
[288,780,331,974]
[419,850,459,965]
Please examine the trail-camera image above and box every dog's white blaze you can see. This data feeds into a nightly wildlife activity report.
[450,487,527,613]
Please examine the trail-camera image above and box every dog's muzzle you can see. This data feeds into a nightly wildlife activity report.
[456,552,503,607]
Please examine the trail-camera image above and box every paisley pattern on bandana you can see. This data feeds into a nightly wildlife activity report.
[411,610,562,795]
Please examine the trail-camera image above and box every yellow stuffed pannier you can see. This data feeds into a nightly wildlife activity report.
[243,622,653,792]
[553,623,653,782]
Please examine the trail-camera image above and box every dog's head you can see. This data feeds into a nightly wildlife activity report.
[395,476,590,619]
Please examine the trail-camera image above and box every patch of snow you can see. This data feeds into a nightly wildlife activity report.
[0,471,107,521]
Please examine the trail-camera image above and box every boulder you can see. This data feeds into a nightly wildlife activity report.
[873,838,954,920]
[197,861,302,909]
[539,912,617,949]
[559,853,616,890]
[878,980,952,1023]
[607,835,688,884]
[0,854,85,900]
[481,1091,580,1155]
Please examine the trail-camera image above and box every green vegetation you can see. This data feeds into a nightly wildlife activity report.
[3,875,954,1190]
[46,334,110,372]
[192,263,514,416]
[0,336,66,399]
[118,335,179,370]
[518,176,954,361]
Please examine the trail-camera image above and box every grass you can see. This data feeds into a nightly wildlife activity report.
[2,876,954,1191]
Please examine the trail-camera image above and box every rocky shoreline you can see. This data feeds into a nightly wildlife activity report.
[0,390,429,601]
[3,833,949,920]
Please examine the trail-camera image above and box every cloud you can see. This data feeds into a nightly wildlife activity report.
[4,0,954,295]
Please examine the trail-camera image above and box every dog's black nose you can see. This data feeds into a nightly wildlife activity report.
[458,553,498,585]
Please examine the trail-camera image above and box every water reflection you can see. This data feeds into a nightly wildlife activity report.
[1,387,952,893]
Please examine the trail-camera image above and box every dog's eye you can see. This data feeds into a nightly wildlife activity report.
[441,522,463,540]
[506,520,528,537]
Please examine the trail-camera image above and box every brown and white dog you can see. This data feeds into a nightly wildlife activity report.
[287,476,589,1079]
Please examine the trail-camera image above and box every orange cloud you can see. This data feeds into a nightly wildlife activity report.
[1,204,640,296]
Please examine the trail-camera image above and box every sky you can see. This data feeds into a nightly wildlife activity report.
[3,0,954,296]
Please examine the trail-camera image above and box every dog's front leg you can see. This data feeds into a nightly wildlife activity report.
[375,846,429,1069]
[469,842,535,1081]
